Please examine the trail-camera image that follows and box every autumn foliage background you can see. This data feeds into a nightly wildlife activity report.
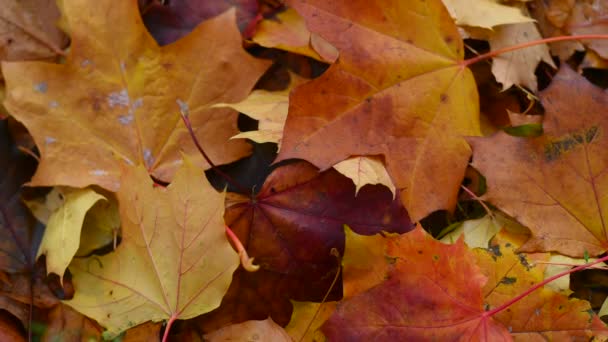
[2,0,608,341]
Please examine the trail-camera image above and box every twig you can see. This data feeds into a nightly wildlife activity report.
[178,110,250,194]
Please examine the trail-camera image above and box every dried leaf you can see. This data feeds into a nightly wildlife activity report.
[470,66,608,257]
[333,156,396,198]
[489,6,556,91]
[204,318,291,342]
[0,0,67,64]
[3,1,270,191]
[277,0,481,220]
[36,188,106,279]
[442,0,534,29]
[252,8,338,62]
[215,72,308,147]
[65,161,239,338]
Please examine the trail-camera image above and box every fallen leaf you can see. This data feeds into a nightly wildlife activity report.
[25,187,120,258]
[203,318,291,341]
[75,192,120,257]
[225,161,410,288]
[440,214,503,248]
[276,0,481,221]
[322,225,511,340]
[3,1,270,191]
[442,0,534,29]
[192,268,297,333]
[333,156,396,198]
[215,72,308,147]
[39,304,102,342]
[528,0,583,60]
[489,5,556,91]
[342,225,395,297]
[568,1,608,59]
[36,188,106,279]
[476,234,608,340]
[323,224,608,340]
[0,119,38,273]
[142,0,259,45]
[195,161,411,330]
[0,265,61,326]
[581,49,608,70]
[252,8,338,62]
[542,254,595,294]
[0,311,25,342]
[0,0,67,66]
[64,161,239,338]
[470,65,608,257]
[122,321,161,342]
[286,301,337,342]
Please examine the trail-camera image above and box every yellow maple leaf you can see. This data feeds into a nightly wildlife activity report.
[65,160,239,338]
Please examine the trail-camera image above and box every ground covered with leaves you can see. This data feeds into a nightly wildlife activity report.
[2,0,608,341]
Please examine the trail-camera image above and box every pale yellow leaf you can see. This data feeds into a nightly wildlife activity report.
[440,214,500,248]
[543,255,597,294]
[600,297,608,318]
[442,0,533,29]
[204,318,291,342]
[440,212,529,248]
[489,5,556,91]
[215,73,307,148]
[36,188,106,279]
[333,156,396,197]
[76,193,120,256]
[24,187,66,224]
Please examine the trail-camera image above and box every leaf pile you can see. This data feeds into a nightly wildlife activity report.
[2,0,608,340]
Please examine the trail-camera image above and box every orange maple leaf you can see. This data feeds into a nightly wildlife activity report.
[2,0,270,191]
[276,0,481,220]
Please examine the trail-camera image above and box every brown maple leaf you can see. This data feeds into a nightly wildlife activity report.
[470,65,608,257]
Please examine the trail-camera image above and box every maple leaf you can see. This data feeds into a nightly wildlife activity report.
[203,318,291,341]
[442,0,533,29]
[323,224,608,340]
[470,66,608,257]
[194,161,411,330]
[0,119,38,273]
[64,161,239,338]
[214,72,308,147]
[251,8,338,63]
[476,234,608,340]
[142,0,259,45]
[333,156,396,198]
[3,1,270,191]
[322,225,511,340]
[488,5,556,92]
[286,300,337,342]
[40,304,102,342]
[276,0,481,220]
[0,0,67,64]
[35,188,107,279]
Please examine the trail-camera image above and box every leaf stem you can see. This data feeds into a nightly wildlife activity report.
[162,314,177,342]
[461,34,608,68]
[225,225,259,272]
[484,253,608,318]
[299,248,341,342]
[460,185,494,219]
[179,112,250,194]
